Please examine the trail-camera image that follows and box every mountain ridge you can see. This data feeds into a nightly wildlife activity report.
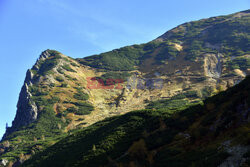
[0,9,249,166]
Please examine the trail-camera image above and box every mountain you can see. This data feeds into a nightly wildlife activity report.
[0,9,249,166]
[22,75,250,167]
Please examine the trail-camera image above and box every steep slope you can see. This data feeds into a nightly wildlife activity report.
[22,76,250,167]
[0,9,249,166]
[78,9,249,75]
[0,50,97,166]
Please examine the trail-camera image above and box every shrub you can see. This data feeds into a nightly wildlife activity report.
[73,89,89,101]
[35,54,60,75]
[62,65,76,72]
[77,45,145,71]
[70,62,79,67]
[66,107,78,113]
[57,68,64,74]
[65,102,94,115]
[96,72,131,85]
[60,83,68,88]
[76,103,94,115]
[55,76,64,82]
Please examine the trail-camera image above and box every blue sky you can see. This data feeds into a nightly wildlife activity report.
[0,0,249,139]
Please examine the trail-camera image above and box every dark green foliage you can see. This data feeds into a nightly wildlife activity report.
[146,91,199,111]
[66,107,78,113]
[62,64,76,72]
[55,76,64,82]
[77,11,249,67]
[22,76,250,167]
[49,83,55,87]
[29,86,49,96]
[47,50,62,58]
[65,102,94,115]
[34,106,66,135]
[77,45,145,71]
[38,59,58,75]
[77,41,169,71]
[147,99,189,111]
[155,42,180,63]
[201,86,214,98]
[22,110,162,167]
[184,40,204,61]
[96,71,131,85]
[1,103,67,162]
[73,89,89,101]
[33,50,62,76]
[226,57,250,70]
[75,102,94,115]
[70,62,79,67]
[57,68,64,74]
[154,148,230,167]
[60,83,68,87]
[183,91,199,98]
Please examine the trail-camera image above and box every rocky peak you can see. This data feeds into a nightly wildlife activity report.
[2,50,58,139]
[39,50,51,60]
[32,49,59,71]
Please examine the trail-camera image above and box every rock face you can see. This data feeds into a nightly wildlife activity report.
[0,159,8,166]
[33,50,51,71]
[204,53,222,78]
[10,50,56,127]
[3,70,37,139]
[219,141,249,167]
[3,50,52,139]
[13,77,38,128]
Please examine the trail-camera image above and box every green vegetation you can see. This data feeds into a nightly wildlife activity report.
[77,41,171,71]
[146,90,200,111]
[73,89,89,101]
[22,76,250,167]
[73,102,94,115]
[1,99,67,163]
[32,50,62,76]
[65,102,94,115]
[201,86,215,98]
[226,57,250,70]
[155,42,180,63]
[96,71,131,85]
[70,62,79,67]
[77,45,145,71]
[77,12,249,69]
[147,99,190,111]
[57,68,64,74]
[47,50,62,57]
[55,76,64,82]
[29,85,49,96]
[62,64,76,72]
[1,11,250,166]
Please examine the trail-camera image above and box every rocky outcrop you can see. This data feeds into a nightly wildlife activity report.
[32,50,51,71]
[2,50,53,140]
[0,159,8,166]
[204,53,222,78]
[3,70,38,139]
[219,141,249,167]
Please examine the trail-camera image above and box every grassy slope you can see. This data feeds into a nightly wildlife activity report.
[23,76,250,167]
[77,10,250,73]
[0,51,94,163]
